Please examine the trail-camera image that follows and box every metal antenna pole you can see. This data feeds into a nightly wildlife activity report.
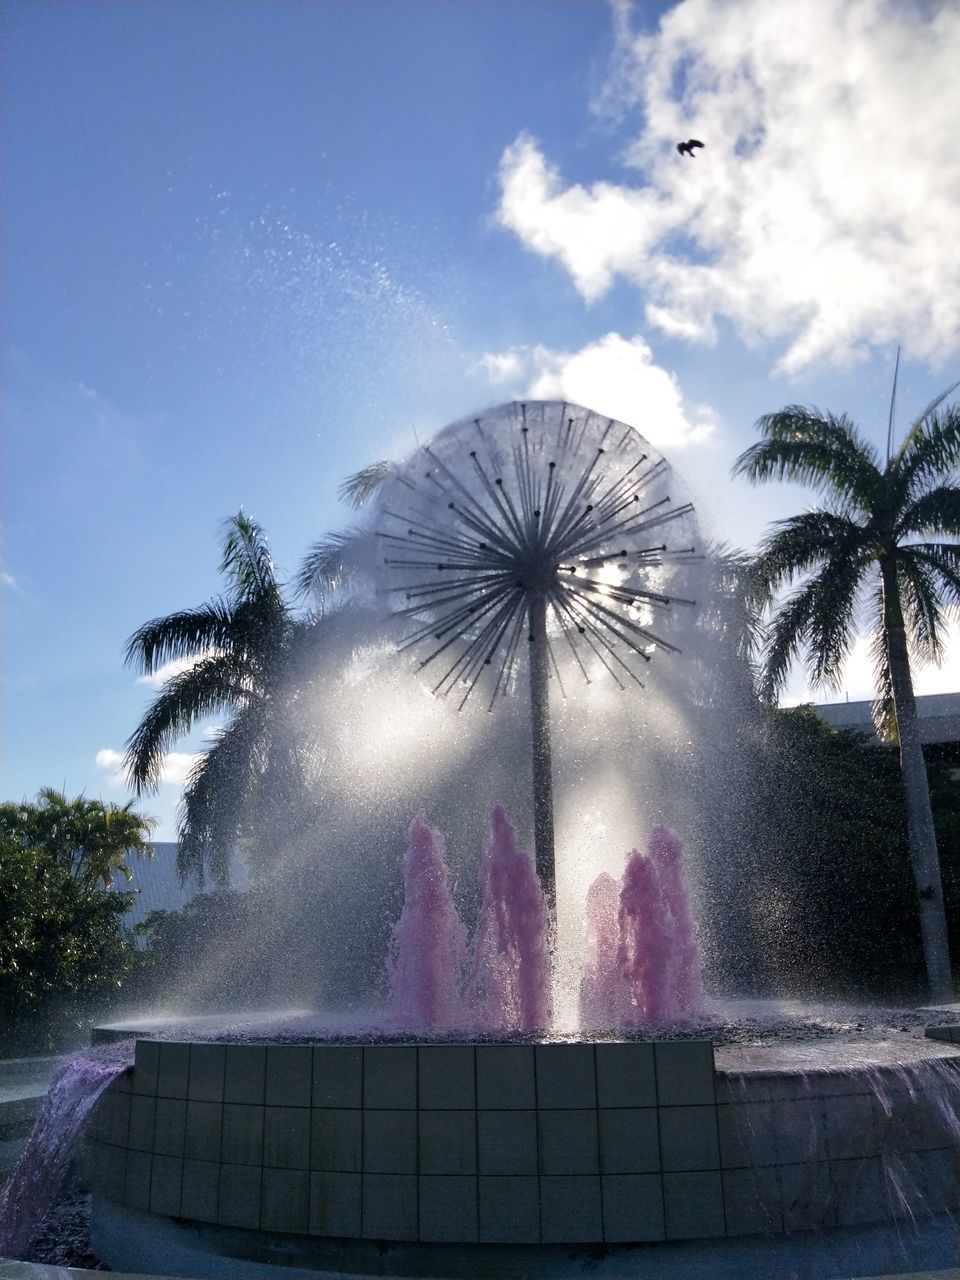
[528,590,556,914]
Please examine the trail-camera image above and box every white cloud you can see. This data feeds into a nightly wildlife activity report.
[497,0,960,374]
[136,652,217,688]
[476,332,716,449]
[96,746,199,788]
[1,571,18,590]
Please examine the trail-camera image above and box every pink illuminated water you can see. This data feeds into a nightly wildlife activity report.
[0,1041,134,1259]
[466,806,551,1034]
[387,811,469,1030]
[649,823,706,1015]
[580,826,706,1029]
[580,872,631,1031]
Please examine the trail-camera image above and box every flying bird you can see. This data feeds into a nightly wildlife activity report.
[677,139,705,157]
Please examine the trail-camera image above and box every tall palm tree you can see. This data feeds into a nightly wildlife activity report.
[731,387,959,1002]
[124,513,316,885]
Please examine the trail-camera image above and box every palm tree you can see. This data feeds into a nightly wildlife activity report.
[124,513,317,885]
[731,386,959,1002]
[0,789,155,887]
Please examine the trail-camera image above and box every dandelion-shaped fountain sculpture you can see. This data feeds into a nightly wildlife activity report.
[376,401,699,912]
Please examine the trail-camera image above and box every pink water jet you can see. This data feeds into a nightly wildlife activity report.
[467,806,551,1034]
[0,1041,134,1258]
[580,826,706,1028]
[387,811,469,1030]
[648,823,706,1015]
[579,872,631,1031]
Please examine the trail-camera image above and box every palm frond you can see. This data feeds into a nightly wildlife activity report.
[219,512,279,600]
[908,543,960,606]
[896,483,960,539]
[895,403,960,496]
[754,510,868,595]
[123,652,254,793]
[758,581,818,702]
[338,461,393,510]
[177,709,265,886]
[803,555,864,689]
[294,526,369,602]
[732,408,881,513]
[896,553,945,667]
[124,601,235,675]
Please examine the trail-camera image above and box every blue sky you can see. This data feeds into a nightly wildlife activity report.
[3,0,958,839]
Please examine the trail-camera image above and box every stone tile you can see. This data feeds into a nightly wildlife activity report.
[265,1046,312,1108]
[123,1149,152,1211]
[477,1110,538,1175]
[658,1105,720,1172]
[535,1044,596,1108]
[157,1042,190,1099]
[540,1175,602,1243]
[149,1153,182,1216]
[478,1175,540,1243]
[181,1158,220,1224]
[261,1167,309,1234]
[363,1110,417,1174]
[596,1043,657,1108]
[361,1174,417,1241]
[476,1045,535,1109]
[780,1160,836,1231]
[221,1103,264,1165]
[224,1045,266,1105]
[91,1141,126,1200]
[598,1108,660,1174]
[538,1109,598,1175]
[183,1101,222,1162]
[133,1041,160,1095]
[263,1105,311,1169]
[105,1091,131,1146]
[309,1171,361,1237]
[188,1044,226,1102]
[831,1156,885,1227]
[313,1046,362,1108]
[311,1108,362,1172]
[218,1163,262,1228]
[722,1167,782,1236]
[662,1171,724,1240]
[654,1041,715,1106]
[874,1089,948,1154]
[925,1025,955,1043]
[772,1098,825,1164]
[601,1173,665,1242]
[912,1147,960,1213]
[153,1098,186,1157]
[418,1175,478,1242]
[419,1109,476,1175]
[363,1046,417,1109]
[823,1093,876,1160]
[418,1045,475,1109]
[127,1094,156,1153]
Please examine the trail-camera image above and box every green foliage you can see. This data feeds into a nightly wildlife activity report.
[0,788,154,887]
[707,707,960,1000]
[0,790,153,1049]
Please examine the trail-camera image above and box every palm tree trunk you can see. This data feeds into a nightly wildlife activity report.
[880,558,954,1003]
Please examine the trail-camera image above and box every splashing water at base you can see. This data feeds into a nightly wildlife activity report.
[0,1040,134,1259]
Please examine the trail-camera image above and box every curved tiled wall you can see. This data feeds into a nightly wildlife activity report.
[88,1037,960,1246]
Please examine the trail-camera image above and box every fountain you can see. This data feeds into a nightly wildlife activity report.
[3,402,959,1277]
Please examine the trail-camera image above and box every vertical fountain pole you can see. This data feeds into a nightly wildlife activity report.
[528,590,556,914]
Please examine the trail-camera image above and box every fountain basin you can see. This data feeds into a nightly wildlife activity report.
[85,1028,960,1272]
